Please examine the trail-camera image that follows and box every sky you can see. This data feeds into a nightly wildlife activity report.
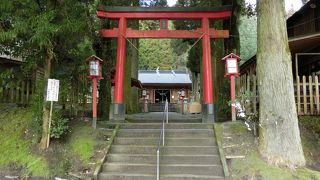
[167,0,303,12]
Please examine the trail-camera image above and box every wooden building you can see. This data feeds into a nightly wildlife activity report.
[138,70,192,105]
[0,54,35,105]
[238,0,320,115]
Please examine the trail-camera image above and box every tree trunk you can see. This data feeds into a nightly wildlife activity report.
[130,38,139,113]
[257,0,305,167]
[125,2,139,114]
[97,39,113,120]
[39,48,53,149]
[124,38,139,114]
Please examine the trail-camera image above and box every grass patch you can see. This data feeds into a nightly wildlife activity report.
[227,121,247,134]
[0,105,49,177]
[299,116,320,170]
[214,123,222,144]
[299,116,320,135]
[223,121,320,180]
[69,123,96,163]
[231,150,320,179]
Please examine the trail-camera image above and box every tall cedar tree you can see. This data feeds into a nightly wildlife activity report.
[0,0,95,149]
[257,0,305,167]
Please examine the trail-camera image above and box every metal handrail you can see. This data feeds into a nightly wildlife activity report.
[156,99,168,180]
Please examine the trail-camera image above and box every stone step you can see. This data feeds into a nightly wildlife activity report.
[102,163,224,176]
[117,129,215,138]
[113,137,216,146]
[106,154,222,165]
[98,122,224,180]
[109,145,219,155]
[128,119,201,123]
[120,123,213,129]
[98,172,225,180]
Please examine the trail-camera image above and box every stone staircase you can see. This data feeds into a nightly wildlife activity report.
[149,103,177,112]
[98,123,225,180]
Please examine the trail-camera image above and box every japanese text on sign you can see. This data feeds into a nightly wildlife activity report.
[46,79,60,102]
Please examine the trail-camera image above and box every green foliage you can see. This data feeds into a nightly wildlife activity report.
[30,79,44,142]
[0,0,97,117]
[139,38,177,70]
[239,16,257,62]
[216,81,231,121]
[138,1,179,70]
[299,116,320,136]
[140,0,168,7]
[0,69,15,93]
[0,105,49,177]
[187,43,201,73]
[50,111,69,139]
[29,11,59,50]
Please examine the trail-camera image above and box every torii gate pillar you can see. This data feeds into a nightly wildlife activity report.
[112,17,127,121]
[201,17,215,123]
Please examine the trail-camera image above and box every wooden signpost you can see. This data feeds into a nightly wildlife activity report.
[46,79,59,148]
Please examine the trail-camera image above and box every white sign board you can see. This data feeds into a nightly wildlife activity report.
[46,79,60,102]
[227,58,238,74]
[90,61,99,76]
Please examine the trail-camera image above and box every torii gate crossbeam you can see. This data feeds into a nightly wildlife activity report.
[97,6,232,123]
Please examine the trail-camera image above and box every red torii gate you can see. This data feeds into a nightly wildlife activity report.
[97,6,232,122]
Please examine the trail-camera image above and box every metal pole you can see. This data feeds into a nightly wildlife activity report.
[157,149,160,180]
[166,100,168,124]
[162,122,164,146]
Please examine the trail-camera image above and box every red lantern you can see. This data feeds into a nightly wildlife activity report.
[222,53,240,77]
[86,55,104,128]
[222,53,241,122]
[87,55,103,79]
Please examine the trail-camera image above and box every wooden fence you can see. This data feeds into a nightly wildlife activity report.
[237,74,320,116]
[295,75,320,115]
[0,79,34,105]
[237,74,258,115]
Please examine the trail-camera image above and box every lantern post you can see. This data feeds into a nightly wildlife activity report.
[180,89,185,114]
[87,55,103,128]
[142,90,149,113]
[222,53,240,122]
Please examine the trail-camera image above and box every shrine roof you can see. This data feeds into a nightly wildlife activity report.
[138,70,192,85]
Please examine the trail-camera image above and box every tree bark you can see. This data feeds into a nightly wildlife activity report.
[125,32,139,113]
[257,0,305,167]
[39,48,53,149]
[97,39,113,120]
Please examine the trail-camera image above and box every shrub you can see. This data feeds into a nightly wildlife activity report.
[50,111,69,139]
[299,116,320,136]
